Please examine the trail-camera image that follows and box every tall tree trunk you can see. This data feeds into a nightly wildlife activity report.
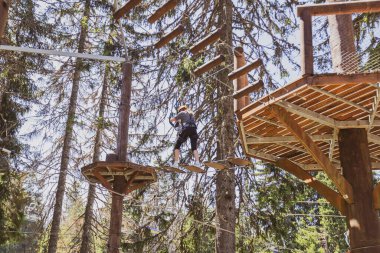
[215,0,236,252]
[79,65,109,253]
[328,1,380,251]
[47,0,91,252]
[327,0,358,73]
[0,0,10,40]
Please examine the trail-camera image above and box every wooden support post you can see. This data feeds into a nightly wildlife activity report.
[228,58,262,81]
[107,61,133,253]
[232,47,249,112]
[189,25,225,55]
[154,25,184,49]
[276,158,347,215]
[270,105,354,203]
[299,11,313,76]
[108,175,126,253]
[193,55,225,76]
[113,0,142,20]
[148,0,179,24]
[338,129,380,253]
[0,0,9,40]
[373,182,380,209]
[233,80,263,100]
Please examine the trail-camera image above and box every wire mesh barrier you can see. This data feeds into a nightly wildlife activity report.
[312,15,380,75]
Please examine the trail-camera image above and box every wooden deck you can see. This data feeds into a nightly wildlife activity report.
[236,72,380,171]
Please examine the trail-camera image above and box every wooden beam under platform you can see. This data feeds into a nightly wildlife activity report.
[193,55,225,76]
[233,80,264,99]
[113,0,142,20]
[270,104,354,204]
[276,158,347,215]
[154,24,184,49]
[297,0,380,17]
[148,0,180,24]
[189,25,225,55]
[228,59,262,81]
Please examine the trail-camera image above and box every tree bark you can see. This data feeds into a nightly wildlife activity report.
[47,0,91,252]
[107,62,133,252]
[79,65,109,253]
[215,0,236,252]
[0,0,10,41]
[338,129,380,253]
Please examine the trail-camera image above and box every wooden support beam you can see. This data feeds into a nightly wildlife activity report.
[233,80,264,100]
[309,72,380,86]
[125,181,150,194]
[189,25,225,55]
[276,100,336,128]
[228,59,262,81]
[113,0,142,20]
[193,55,225,76]
[123,171,138,194]
[297,0,380,17]
[92,170,113,191]
[148,0,179,24]
[246,134,333,145]
[238,121,249,154]
[154,24,184,49]
[299,11,313,76]
[276,158,347,215]
[0,0,9,40]
[373,182,380,209]
[270,105,354,203]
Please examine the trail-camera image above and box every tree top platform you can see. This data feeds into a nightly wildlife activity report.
[81,161,157,194]
[236,72,380,172]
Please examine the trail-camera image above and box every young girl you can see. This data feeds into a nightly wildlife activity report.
[169,105,201,168]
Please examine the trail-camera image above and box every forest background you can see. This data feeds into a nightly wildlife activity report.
[0,0,379,252]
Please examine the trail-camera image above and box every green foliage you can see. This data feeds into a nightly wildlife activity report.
[0,171,29,245]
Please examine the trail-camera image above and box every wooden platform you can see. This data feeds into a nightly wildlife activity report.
[236,72,380,172]
[81,161,157,194]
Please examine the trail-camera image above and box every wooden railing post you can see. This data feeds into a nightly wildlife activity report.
[299,11,313,76]
[0,0,10,40]
[233,47,249,112]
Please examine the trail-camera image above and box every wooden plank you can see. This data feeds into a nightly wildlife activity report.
[270,105,354,203]
[233,80,264,99]
[189,25,225,55]
[228,59,263,81]
[297,0,380,17]
[181,164,205,173]
[246,134,333,144]
[309,86,370,113]
[227,157,252,166]
[238,120,249,154]
[276,158,347,215]
[204,161,227,170]
[238,77,307,119]
[92,170,113,191]
[373,182,380,209]
[299,11,313,76]
[276,100,336,128]
[0,0,9,40]
[148,0,179,24]
[154,24,184,49]
[113,0,142,20]
[309,72,380,86]
[193,55,225,76]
